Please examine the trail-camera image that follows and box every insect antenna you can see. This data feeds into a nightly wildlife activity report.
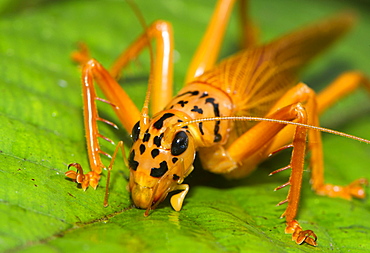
[174,116,370,144]
[126,0,154,132]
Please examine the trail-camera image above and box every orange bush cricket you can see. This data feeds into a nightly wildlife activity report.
[65,0,370,246]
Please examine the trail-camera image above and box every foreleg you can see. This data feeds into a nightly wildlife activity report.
[66,21,175,189]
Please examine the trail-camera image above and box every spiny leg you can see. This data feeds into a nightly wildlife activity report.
[197,83,324,245]
[312,71,370,198]
[260,76,369,241]
[198,99,316,245]
[264,79,368,200]
[66,60,132,190]
[259,80,369,244]
[83,59,140,133]
[67,21,175,190]
[259,78,369,245]
[230,103,316,245]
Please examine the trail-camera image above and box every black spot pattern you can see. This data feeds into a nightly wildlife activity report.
[143,132,150,142]
[151,149,160,159]
[205,97,222,142]
[198,122,204,135]
[131,121,140,142]
[139,144,146,155]
[153,133,164,147]
[150,161,168,177]
[191,105,203,114]
[177,119,188,129]
[176,90,199,98]
[172,157,178,164]
[205,98,220,117]
[153,113,175,130]
[128,150,139,171]
[173,174,180,181]
[177,100,188,107]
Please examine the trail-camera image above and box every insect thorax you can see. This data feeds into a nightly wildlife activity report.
[165,83,234,147]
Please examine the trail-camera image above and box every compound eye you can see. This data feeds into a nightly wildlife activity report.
[171,131,188,156]
[131,121,140,142]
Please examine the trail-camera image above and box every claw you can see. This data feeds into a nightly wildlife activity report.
[88,171,101,189]
[294,229,317,246]
[286,220,317,246]
[65,163,100,190]
[65,170,78,180]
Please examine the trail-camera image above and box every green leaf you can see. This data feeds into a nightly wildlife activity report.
[1,0,369,252]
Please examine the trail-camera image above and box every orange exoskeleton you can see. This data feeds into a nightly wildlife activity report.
[65,0,370,246]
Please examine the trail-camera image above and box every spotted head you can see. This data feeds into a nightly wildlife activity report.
[128,111,196,214]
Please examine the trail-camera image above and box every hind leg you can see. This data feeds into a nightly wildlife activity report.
[265,73,370,200]
[199,78,368,245]
[199,96,317,245]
